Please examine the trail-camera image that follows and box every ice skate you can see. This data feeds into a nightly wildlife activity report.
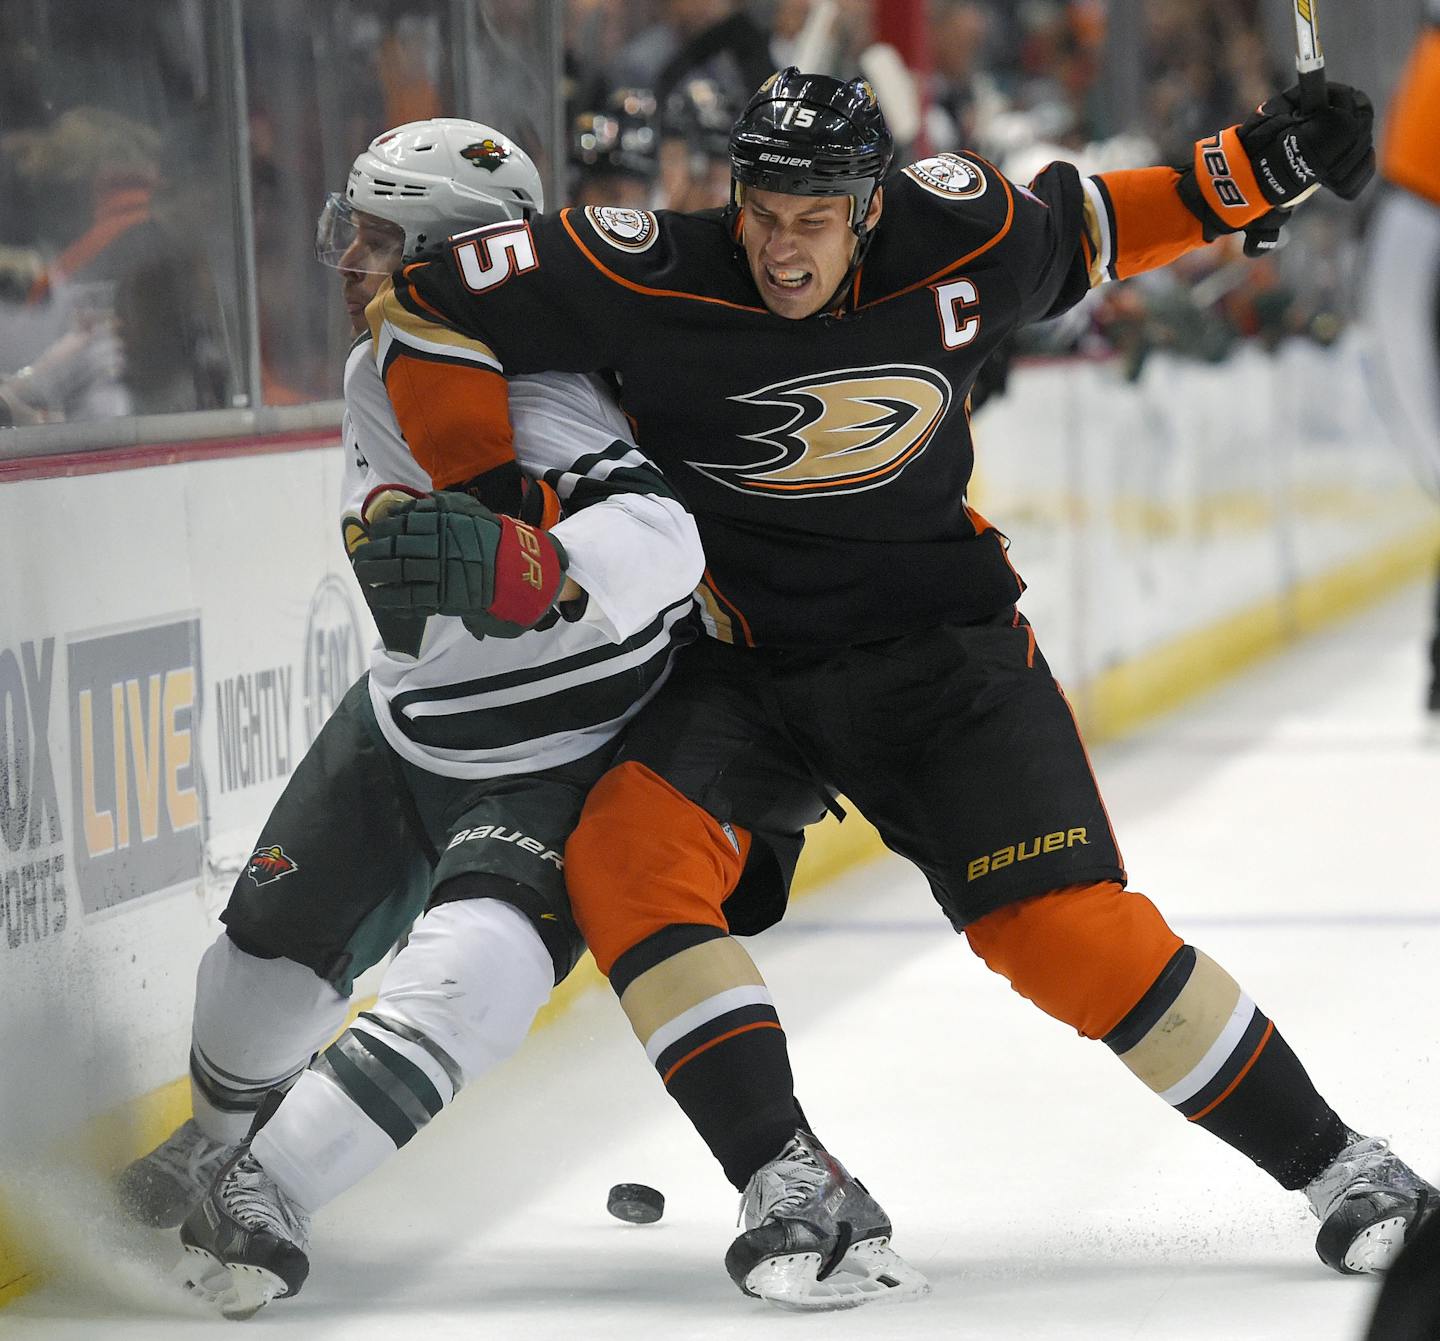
[178,1148,311,1319]
[1305,1132,1437,1274]
[724,1130,930,1311]
[115,1118,238,1228]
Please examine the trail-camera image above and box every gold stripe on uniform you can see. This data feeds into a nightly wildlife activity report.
[1115,949,1242,1094]
[365,279,502,363]
[619,937,766,1042]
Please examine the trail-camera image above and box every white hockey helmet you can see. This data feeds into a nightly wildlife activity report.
[316,118,543,272]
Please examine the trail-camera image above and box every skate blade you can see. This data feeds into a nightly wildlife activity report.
[174,1243,230,1302]
[215,1261,293,1319]
[744,1237,931,1312]
[1340,1214,1409,1274]
[173,1245,290,1319]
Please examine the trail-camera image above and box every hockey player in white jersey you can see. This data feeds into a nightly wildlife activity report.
[114,120,702,1318]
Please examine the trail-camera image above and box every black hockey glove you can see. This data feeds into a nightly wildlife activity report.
[1238,83,1375,207]
[351,490,569,640]
[1241,208,1291,258]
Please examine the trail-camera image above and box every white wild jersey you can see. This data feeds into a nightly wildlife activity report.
[340,337,700,777]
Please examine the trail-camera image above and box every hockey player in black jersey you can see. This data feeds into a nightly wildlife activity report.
[357,71,1435,1310]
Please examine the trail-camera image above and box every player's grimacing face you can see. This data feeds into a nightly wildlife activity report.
[740,186,881,319]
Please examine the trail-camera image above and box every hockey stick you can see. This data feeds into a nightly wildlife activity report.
[1291,0,1327,115]
[1243,0,1326,255]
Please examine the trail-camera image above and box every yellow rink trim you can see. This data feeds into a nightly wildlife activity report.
[3,519,1437,1307]
[1078,524,1440,743]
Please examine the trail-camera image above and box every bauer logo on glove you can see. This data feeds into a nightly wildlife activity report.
[1179,81,1375,242]
[1239,82,1375,206]
[351,489,569,639]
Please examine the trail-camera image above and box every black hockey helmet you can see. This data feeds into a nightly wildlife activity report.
[571,88,660,183]
[662,76,737,168]
[728,68,894,238]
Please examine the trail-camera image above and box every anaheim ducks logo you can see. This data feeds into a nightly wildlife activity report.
[461,138,510,172]
[244,844,299,887]
[689,365,952,497]
[584,205,659,252]
[904,153,987,200]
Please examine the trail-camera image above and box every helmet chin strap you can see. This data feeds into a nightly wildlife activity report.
[819,231,871,316]
[822,189,879,315]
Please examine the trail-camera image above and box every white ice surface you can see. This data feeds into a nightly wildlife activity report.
[9,579,1439,1340]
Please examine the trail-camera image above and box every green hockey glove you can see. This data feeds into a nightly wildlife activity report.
[351,490,569,639]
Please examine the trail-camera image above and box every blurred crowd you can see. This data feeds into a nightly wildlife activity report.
[562,0,1358,383]
[0,0,1397,431]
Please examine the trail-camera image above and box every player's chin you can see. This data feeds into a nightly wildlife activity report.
[758,273,823,320]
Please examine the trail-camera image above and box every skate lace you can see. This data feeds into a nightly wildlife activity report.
[738,1137,830,1228]
[148,1119,234,1187]
[1305,1135,1427,1221]
[224,1154,310,1244]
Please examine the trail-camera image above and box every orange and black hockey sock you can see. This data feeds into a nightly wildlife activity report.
[967,883,1351,1189]
[567,763,805,1188]
[611,925,807,1190]
[1102,944,1350,1188]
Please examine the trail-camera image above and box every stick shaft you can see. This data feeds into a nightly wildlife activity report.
[1294,0,1326,111]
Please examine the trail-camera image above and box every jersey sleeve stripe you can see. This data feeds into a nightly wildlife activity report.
[376,323,502,375]
[391,599,691,706]
[375,337,499,381]
[558,209,768,313]
[543,440,683,504]
[371,282,502,371]
[388,619,685,751]
[698,567,755,647]
[553,465,685,508]
[1094,166,1209,281]
[1081,175,1116,283]
[535,437,644,476]
[857,155,1016,309]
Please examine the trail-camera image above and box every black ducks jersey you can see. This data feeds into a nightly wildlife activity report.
[373,150,1216,648]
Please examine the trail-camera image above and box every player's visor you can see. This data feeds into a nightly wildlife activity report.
[314,194,405,273]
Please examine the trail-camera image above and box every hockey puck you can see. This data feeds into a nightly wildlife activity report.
[607,1182,665,1224]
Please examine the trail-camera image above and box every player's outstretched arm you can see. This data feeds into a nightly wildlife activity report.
[1084,82,1374,285]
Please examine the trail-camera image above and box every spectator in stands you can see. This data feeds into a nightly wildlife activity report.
[658,76,738,210]
[606,0,738,93]
[0,318,125,427]
[1,106,228,418]
[926,1,1008,156]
